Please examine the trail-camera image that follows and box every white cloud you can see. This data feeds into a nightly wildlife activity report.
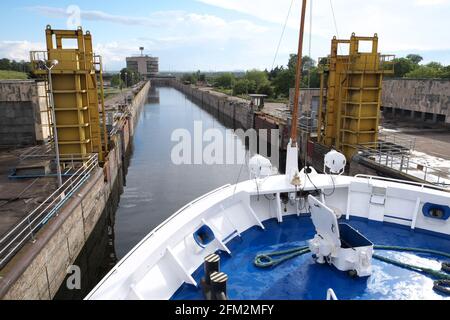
[28,6,161,26]
[0,41,45,61]
[415,0,450,5]
[197,0,450,54]
[20,2,450,70]
[24,6,273,70]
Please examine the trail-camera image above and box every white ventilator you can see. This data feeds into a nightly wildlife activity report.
[324,150,346,175]
[249,154,273,180]
[285,139,301,185]
[308,195,373,277]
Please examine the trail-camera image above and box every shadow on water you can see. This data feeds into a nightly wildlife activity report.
[55,86,256,299]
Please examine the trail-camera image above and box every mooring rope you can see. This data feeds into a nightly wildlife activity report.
[254,246,310,268]
[253,244,450,295]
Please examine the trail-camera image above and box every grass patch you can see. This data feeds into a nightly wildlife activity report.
[212,87,233,95]
[0,70,28,80]
[266,97,289,104]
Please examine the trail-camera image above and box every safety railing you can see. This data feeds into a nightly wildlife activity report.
[343,54,395,74]
[18,143,54,161]
[93,55,103,73]
[317,54,395,74]
[30,50,101,72]
[298,113,318,133]
[379,54,396,73]
[29,51,48,70]
[354,174,448,192]
[378,133,416,152]
[356,142,450,188]
[0,153,99,269]
[113,184,232,269]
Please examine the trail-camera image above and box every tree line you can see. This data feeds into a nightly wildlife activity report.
[0,58,33,77]
[181,52,450,101]
[110,68,141,88]
[389,54,450,79]
[181,55,323,100]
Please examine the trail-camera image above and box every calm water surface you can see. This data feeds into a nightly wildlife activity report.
[55,86,247,299]
[115,86,246,258]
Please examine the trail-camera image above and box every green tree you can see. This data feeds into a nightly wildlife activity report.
[245,69,269,90]
[181,73,197,84]
[303,66,321,88]
[232,79,251,95]
[272,69,295,97]
[214,72,235,88]
[406,54,423,65]
[287,54,315,73]
[268,66,283,81]
[120,68,140,87]
[111,74,123,87]
[271,54,319,95]
[257,83,274,97]
[425,61,443,69]
[440,65,450,79]
[0,58,32,75]
[391,57,416,78]
[405,63,443,78]
[0,58,11,70]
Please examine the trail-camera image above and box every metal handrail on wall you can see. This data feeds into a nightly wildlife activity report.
[0,154,99,269]
[356,143,449,188]
[354,174,448,192]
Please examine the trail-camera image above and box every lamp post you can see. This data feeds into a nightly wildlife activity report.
[41,59,62,188]
[124,72,128,104]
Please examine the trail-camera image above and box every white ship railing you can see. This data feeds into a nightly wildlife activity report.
[0,153,99,269]
[355,174,448,192]
[106,184,231,272]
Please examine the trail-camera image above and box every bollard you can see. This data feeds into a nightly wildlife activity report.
[210,271,228,300]
[201,253,220,300]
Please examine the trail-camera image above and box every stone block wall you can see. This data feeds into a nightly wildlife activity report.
[0,80,49,146]
[0,81,150,300]
[382,78,450,124]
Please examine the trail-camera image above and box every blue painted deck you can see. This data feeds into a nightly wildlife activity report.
[172,215,450,300]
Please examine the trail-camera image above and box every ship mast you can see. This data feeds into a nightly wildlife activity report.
[291,0,308,147]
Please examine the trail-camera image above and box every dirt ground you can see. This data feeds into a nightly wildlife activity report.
[0,147,57,238]
[381,119,450,160]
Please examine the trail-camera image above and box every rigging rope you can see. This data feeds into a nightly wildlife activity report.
[329,0,342,55]
[232,149,248,199]
[271,0,295,71]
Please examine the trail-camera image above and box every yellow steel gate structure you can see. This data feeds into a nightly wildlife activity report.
[31,25,108,162]
[317,33,394,160]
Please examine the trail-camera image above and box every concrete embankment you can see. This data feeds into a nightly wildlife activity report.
[0,81,150,300]
[152,78,255,130]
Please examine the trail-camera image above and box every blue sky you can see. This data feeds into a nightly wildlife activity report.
[1,0,450,71]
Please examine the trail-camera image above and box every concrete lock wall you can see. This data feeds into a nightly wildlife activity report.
[382,78,450,124]
[0,81,150,300]
[0,80,49,146]
[168,80,254,130]
[289,88,321,115]
[287,79,450,125]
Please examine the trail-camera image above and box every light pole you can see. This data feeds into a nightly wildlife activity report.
[124,72,128,104]
[41,59,62,188]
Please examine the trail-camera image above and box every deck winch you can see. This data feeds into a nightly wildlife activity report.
[308,195,373,277]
